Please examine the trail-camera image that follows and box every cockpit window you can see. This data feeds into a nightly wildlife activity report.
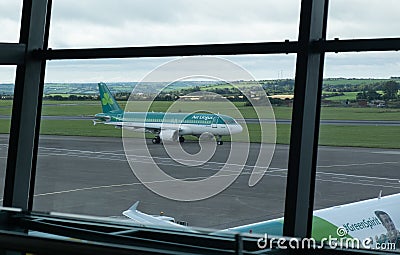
[219,116,236,124]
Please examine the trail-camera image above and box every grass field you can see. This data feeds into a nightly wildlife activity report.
[200,82,259,91]
[323,92,359,101]
[1,100,400,121]
[1,119,399,148]
[322,78,389,86]
[319,107,400,120]
[1,99,399,148]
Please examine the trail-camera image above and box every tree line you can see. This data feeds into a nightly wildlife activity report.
[356,81,400,101]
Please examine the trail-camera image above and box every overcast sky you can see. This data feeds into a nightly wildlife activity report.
[0,0,399,82]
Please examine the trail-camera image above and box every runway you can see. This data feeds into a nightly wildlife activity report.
[2,115,400,126]
[0,134,399,230]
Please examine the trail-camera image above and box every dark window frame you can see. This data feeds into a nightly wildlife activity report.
[0,0,399,253]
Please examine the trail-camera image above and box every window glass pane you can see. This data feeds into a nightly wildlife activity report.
[314,52,400,250]
[328,0,400,39]
[0,0,23,42]
[49,0,300,48]
[324,52,400,78]
[0,66,16,201]
[34,55,295,235]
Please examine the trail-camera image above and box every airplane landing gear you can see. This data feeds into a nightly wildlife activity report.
[179,136,185,143]
[152,136,161,144]
[217,136,223,145]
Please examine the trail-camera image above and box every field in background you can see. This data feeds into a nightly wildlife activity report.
[0,120,399,149]
[322,78,389,86]
[1,100,400,120]
[322,92,359,101]
[0,100,399,148]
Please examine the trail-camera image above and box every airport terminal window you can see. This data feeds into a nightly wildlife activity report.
[33,55,294,233]
[328,0,400,40]
[1,0,400,254]
[313,52,400,250]
[0,1,22,42]
[49,0,301,48]
[0,67,15,203]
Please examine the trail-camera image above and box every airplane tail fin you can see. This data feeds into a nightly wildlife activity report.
[98,82,123,114]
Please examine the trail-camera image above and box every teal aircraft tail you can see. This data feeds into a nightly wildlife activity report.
[98,82,123,114]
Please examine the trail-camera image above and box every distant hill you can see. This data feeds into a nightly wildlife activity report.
[322,78,393,86]
[0,81,221,96]
[0,78,398,96]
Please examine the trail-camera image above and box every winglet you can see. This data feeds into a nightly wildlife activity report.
[378,190,382,199]
[128,201,140,211]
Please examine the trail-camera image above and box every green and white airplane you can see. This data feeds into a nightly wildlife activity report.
[124,192,400,249]
[94,83,243,145]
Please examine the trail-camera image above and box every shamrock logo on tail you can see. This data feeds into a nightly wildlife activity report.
[102,93,114,106]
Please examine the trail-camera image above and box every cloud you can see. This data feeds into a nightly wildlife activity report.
[328,0,400,39]
[0,0,22,42]
[0,0,399,82]
[51,0,300,26]
[45,58,177,83]
[324,52,400,78]
[49,0,301,48]
[44,55,297,83]
[0,66,17,83]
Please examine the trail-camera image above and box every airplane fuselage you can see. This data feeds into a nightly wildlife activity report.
[95,111,243,142]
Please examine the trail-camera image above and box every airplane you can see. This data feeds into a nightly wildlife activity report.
[122,202,188,229]
[123,193,400,249]
[94,82,243,145]
[28,193,400,250]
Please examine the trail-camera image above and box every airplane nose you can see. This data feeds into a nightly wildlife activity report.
[232,124,243,134]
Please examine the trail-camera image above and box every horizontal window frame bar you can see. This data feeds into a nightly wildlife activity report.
[32,37,400,61]
[0,210,391,255]
[0,43,26,65]
[0,229,186,255]
[33,41,298,60]
[315,37,400,53]
[0,226,390,255]
[19,217,235,253]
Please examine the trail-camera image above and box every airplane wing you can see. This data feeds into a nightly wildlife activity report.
[122,202,190,231]
[104,121,186,134]
[123,193,400,249]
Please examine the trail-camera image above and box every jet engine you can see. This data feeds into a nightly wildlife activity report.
[159,129,179,142]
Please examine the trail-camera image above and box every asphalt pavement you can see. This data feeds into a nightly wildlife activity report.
[0,135,399,230]
[2,115,400,126]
